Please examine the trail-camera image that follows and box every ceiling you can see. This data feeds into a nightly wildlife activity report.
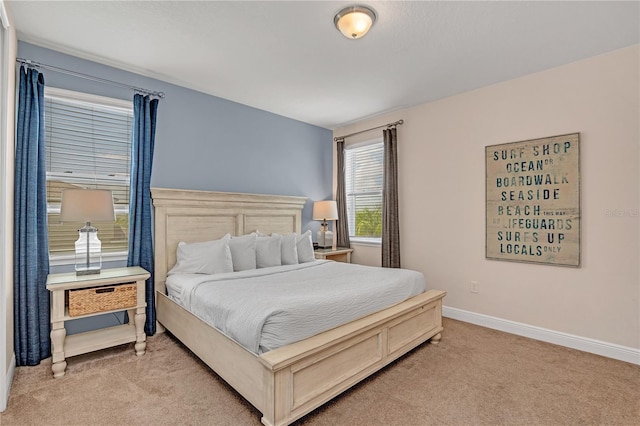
[7,1,639,129]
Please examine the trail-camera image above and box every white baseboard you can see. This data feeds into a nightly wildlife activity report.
[443,306,640,365]
[0,353,15,412]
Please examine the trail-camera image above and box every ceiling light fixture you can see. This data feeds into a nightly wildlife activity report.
[334,5,377,40]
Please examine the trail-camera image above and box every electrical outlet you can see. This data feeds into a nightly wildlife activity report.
[470,281,479,293]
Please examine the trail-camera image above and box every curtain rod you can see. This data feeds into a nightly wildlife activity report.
[16,58,165,99]
[333,119,403,142]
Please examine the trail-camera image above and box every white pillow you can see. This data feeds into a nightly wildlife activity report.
[274,232,298,265]
[296,230,315,263]
[169,234,233,275]
[229,233,257,272]
[256,234,282,268]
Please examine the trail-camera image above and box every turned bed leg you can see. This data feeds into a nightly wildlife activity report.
[430,333,442,345]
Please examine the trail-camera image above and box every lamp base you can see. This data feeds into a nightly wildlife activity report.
[75,267,101,276]
[317,230,334,249]
[75,224,102,276]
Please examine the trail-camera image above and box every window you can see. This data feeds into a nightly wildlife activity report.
[344,140,383,243]
[44,87,133,261]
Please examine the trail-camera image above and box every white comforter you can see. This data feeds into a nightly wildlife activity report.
[166,260,425,354]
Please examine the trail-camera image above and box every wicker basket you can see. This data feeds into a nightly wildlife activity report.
[68,283,137,317]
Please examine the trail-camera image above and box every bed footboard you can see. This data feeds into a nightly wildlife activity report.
[259,289,445,426]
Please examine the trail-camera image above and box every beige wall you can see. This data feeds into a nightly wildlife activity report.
[0,0,16,411]
[334,45,639,350]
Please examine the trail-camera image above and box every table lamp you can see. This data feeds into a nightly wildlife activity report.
[60,189,115,275]
[313,200,338,249]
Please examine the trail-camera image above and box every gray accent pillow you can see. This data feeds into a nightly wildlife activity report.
[256,234,282,268]
[276,232,299,265]
[296,230,315,263]
[229,233,257,271]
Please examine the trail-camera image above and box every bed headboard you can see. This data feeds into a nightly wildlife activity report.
[151,187,307,295]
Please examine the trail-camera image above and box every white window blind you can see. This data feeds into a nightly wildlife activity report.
[44,88,133,257]
[345,141,383,240]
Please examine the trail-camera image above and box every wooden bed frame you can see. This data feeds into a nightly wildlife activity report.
[152,188,445,426]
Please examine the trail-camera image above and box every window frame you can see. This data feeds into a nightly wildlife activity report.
[344,138,384,246]
[44,87,132,265]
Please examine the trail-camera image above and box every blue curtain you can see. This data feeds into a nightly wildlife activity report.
[128,94,159,335]
[14,66,50,366]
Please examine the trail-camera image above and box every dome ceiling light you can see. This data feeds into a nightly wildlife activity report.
[334,5,377,40]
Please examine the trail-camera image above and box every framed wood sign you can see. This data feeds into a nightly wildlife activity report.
[486,133,580,267]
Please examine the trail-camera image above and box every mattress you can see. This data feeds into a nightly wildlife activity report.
[165,260,426,354]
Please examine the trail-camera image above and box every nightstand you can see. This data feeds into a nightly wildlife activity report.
[46,266,150,378]
[314,247,354,263]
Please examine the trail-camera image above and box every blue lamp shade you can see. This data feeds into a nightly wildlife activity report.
[60,189,115,275]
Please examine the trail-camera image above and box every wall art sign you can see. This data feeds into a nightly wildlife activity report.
[486,133,580,267]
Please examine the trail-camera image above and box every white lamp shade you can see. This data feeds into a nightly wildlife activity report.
[60,189,116,223]
[313,200,339,221]
[334,5,376,39]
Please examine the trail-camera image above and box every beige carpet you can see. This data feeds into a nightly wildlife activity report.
[2,318,639,426]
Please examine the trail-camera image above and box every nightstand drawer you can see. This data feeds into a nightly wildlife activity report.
[325,252,350,263]
[68,283,137,317]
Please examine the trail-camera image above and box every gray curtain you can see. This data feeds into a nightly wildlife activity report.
[335,139,350,248]
[382,127,400,268]
[14,66,50,365]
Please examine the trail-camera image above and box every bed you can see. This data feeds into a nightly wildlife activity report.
[152,188,446,426]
